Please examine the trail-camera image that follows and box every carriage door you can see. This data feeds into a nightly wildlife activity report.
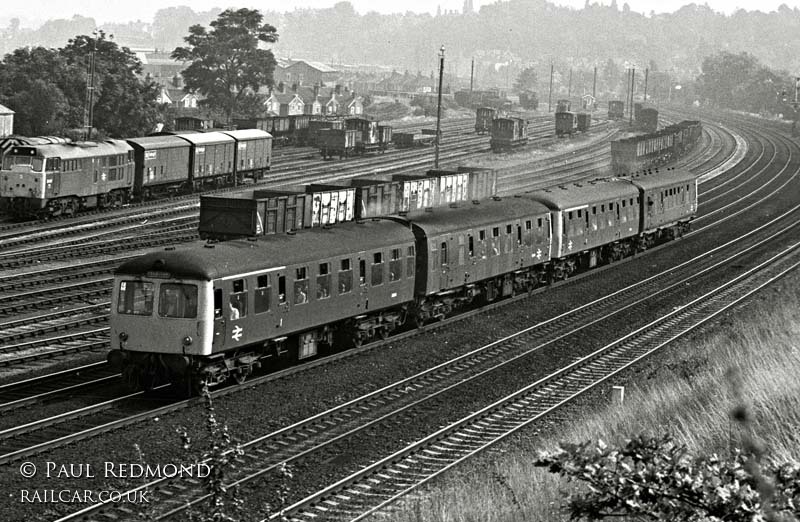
[212,287,226,348]
[357,252,369,310]
[48,158,61,195]
[439,238,450,290]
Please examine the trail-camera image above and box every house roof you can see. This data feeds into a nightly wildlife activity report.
[166,89,194,101]
[0,104,14,115]
[287,60,338,73]
[271,93,302,104]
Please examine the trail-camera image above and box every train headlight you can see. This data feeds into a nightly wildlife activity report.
[183,336,193,346]
[119,332,129,342]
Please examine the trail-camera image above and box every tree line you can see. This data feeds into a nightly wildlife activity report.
[0,7,796,139]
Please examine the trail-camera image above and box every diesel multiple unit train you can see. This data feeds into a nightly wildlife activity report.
[0,130,273,218]
[109,167,697,391]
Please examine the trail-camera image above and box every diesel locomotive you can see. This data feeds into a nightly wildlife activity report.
[0,129,273,218]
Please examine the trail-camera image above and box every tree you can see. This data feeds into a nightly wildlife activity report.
[697,51,787,113]
[0,46,71,134]
[60,31,161,137]
[172,8,278,125]
[513,66,539,93]
[535,434,800,521]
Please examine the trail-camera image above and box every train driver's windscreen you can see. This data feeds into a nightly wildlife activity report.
[117,281,155,316]
[158,283,198,319]
[3,154,43,171]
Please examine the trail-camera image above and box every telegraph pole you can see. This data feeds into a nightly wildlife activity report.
[470,58,474,92]
[629,67,635,125]
[434,45,445,169]
[83,31,98,141]
[643,68,649,103]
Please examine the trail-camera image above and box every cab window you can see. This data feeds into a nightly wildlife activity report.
[117,281,155,316]
[158,283,198,319]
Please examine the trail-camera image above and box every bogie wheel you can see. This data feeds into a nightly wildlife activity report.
[233,371,248,385]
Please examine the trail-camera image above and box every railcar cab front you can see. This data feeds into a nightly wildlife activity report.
[109,257,213,390]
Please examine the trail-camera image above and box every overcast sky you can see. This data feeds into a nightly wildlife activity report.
[4,0,799,26]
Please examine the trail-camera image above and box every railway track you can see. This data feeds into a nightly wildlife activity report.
[0,362,116,412]
[55,201,800,521]
[34,125,798,517]
[274,240,800,522]
[1,110,780,520]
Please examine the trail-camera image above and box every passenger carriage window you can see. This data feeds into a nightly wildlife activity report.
[294,267,309,304]
[406,246,415,277]
[372,252,384,286]
[255,275,270,313]
[389,249,402,282]
[159,283,198,319]
[278,276,287,304]
[317,263,331,299]
[526,220,532,230]
[492,227,500,237]
[479,230,486,241]
[339,259,353,294]
[506,224,512,234]
[568,211,573,219]
[601,204,605,212]
[468,235,474,257]
[537,218,543,227]
[117,281,154,316]
[229,279,247,318]
[577,209,582,218]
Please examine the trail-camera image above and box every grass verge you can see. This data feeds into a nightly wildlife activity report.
[387,270,800,521]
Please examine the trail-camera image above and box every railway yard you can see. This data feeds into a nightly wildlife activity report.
[0,108,798,522]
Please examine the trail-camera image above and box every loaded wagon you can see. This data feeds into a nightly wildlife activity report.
[199,185,356,240]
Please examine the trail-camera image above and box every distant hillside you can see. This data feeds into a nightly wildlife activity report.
[1,1,797,89]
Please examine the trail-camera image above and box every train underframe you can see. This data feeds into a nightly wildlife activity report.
[138,167,271,200]
[490,137,528,152]
[7,188,131,218]
[111,219,691,394]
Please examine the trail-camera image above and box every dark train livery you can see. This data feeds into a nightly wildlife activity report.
[317,117,393,159]
[0,129,273,218]
[475,107,496,134]
[611,120,702,175]
[235,114,311,146]
[109,167,698,391]
[490,117,528,151]
[608,100,625,119]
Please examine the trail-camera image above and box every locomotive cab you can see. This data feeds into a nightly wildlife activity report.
[0,147,48,209]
